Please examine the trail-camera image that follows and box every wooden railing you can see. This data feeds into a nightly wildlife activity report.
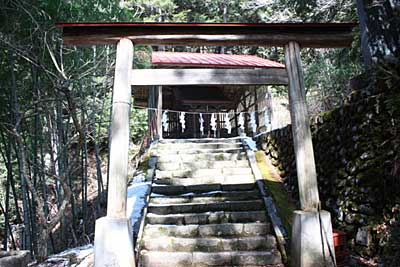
[162,112,238,139]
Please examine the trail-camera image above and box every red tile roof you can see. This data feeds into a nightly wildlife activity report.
[152,52,285,69]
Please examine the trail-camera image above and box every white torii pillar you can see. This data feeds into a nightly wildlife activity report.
[285,41,335,267]
[94,38,136,267]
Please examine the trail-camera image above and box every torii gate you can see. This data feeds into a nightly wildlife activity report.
[56,22,356,267]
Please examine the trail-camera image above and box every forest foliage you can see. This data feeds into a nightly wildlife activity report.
[0,0,362,261]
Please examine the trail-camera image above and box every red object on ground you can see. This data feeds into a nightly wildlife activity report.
[333,229,348,266]
[152,51,285,69]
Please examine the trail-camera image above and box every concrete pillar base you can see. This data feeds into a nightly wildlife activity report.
[291,210,336,267]
[94,216,136,267]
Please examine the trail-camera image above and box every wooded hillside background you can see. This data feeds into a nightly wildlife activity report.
[0,0,363,261]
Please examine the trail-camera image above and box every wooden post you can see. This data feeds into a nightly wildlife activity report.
[285,41,335,267]
[95,38,136,267]
[148,86,156,140]
[193,113,197,138]
[284,41,320,211]
[147,87,152,139]
[157,86,163,140]
[216,108,220,138]
[234,108,239,136]
[254,87,259,136]
[243,98,249,136]
[266,87,273,131]
[107,38,133,218]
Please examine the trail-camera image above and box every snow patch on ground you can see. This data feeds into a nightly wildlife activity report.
[151,190,226,198]
[31,245,94,267]
[127,172,152,235]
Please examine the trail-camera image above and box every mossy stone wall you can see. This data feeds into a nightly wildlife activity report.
[257,79,400,260]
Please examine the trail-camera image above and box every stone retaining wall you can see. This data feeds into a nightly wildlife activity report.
[257,68,400,261]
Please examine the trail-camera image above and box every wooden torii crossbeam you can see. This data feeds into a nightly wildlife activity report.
[56,22,356,267]
[131,68,288,86]
[56,22,356,47]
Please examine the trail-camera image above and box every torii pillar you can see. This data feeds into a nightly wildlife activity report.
[285,41,335,267]
[94,38,136,267]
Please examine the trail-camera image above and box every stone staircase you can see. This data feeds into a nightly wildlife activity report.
[137,138,283,267]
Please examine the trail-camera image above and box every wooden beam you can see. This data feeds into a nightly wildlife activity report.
[131,68,288,86]
[57,22,356,48]
[285,41,320,211]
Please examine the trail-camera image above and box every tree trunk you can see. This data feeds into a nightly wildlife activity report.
[92,46,104,213]
[356,0,400,65]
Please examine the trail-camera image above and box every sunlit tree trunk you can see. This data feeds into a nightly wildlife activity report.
[356,0,400,65]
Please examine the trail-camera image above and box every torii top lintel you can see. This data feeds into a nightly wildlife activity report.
[55,22,357,48]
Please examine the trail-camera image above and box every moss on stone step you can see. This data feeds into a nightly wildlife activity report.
[255,151,296,238]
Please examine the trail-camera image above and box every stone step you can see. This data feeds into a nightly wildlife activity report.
[142,236,277,252]
[152,148,243,156]
[156,152,247,163]
[155,168,253,179]
[150,189,260,199]
[139,138,283,267]
[146,210,267,225]
[143,222,271,238]
[157,142,242,150]
[160,138,241,144]
[148,200,264,215]
[151,183,256,195]
[139,250,282,267]
[157,160,250,171]
[153,176,254,186]
[149,194,261,205]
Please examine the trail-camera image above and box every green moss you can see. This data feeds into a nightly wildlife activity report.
[138,238,145,248]
[255,151,296,238]
[157,226,168,235]
[215,154,225,161]
[319,109,336,121]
